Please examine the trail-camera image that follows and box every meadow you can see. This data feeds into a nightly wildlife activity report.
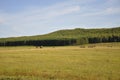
[0,43,120,80]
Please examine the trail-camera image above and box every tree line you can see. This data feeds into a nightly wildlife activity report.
[0,39,76,46]
[76,35,120,45]
[0,35,120,46]
[0,27,120,46]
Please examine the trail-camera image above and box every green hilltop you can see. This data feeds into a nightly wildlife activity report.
[0,27,120,46]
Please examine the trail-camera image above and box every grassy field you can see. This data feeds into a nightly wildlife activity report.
[0,43,120,80]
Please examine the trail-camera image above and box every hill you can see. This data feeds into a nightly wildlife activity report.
[0,27,120,46]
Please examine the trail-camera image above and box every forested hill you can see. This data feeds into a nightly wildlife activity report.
[0,27,120,46]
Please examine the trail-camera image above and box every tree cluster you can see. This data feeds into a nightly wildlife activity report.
[0,39,76,46]
[0,27,120,46]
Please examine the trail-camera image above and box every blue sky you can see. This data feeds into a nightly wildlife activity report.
[0,0,120,38]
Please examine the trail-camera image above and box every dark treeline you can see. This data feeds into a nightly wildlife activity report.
[0,35,120,46]
[0,27,120,46]
[76,35,120,45]
[88,35,120,43]
[76,36,120,44]
[0,39,76,46]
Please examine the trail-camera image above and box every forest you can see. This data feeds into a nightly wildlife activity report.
[0,27,120,46]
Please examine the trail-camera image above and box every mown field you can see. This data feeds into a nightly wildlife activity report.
[0,43,120,80]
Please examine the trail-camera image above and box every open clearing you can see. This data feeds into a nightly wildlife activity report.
[0,43,120,80]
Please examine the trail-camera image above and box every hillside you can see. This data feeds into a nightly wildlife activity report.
[0,27,120,46]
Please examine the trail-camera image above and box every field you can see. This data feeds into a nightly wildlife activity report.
[0,43,120,80]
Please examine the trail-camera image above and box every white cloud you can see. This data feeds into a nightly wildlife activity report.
[107,0,120,4]
[0,1,80,26]
[106,7,120,14]
[0,0,120,37]
[0,16,5,24]
[0,19,4,24]
[81,7,120,17]
[0,1,81,37]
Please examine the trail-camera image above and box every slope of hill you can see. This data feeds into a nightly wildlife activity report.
[0,27,120,46]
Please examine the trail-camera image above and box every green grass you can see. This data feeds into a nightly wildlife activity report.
[0,43,120,80]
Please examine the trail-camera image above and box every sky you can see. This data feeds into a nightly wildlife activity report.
[0,0,120,38]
